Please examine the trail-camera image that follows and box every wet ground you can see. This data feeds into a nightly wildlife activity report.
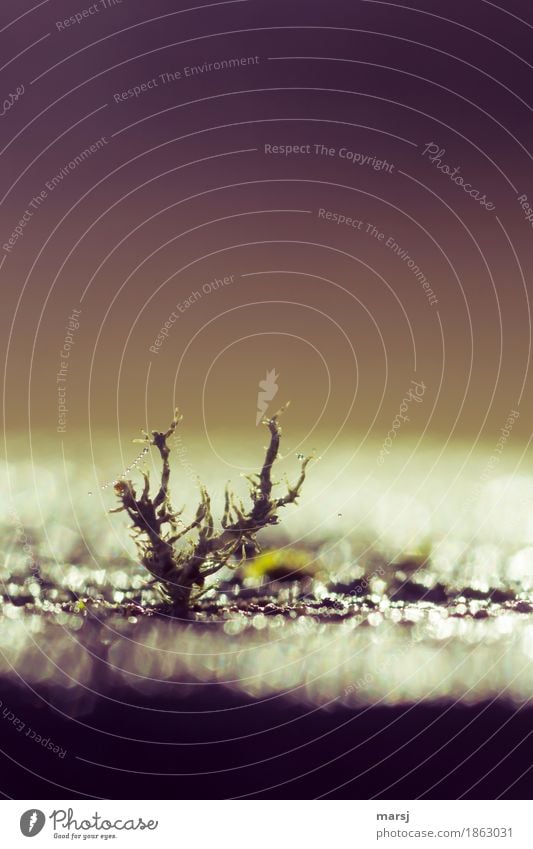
[1,561,532,800]
[1,553,532,711]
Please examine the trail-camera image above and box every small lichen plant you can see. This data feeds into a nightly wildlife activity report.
[111,407,312,612]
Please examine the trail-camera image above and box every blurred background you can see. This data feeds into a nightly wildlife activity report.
[1,0,533,800]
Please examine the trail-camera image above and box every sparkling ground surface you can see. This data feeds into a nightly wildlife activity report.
[2,441,533,710]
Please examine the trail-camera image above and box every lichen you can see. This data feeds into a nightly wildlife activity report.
[111,407,312,612]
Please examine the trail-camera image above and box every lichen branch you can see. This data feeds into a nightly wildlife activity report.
[111,405,311,611]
